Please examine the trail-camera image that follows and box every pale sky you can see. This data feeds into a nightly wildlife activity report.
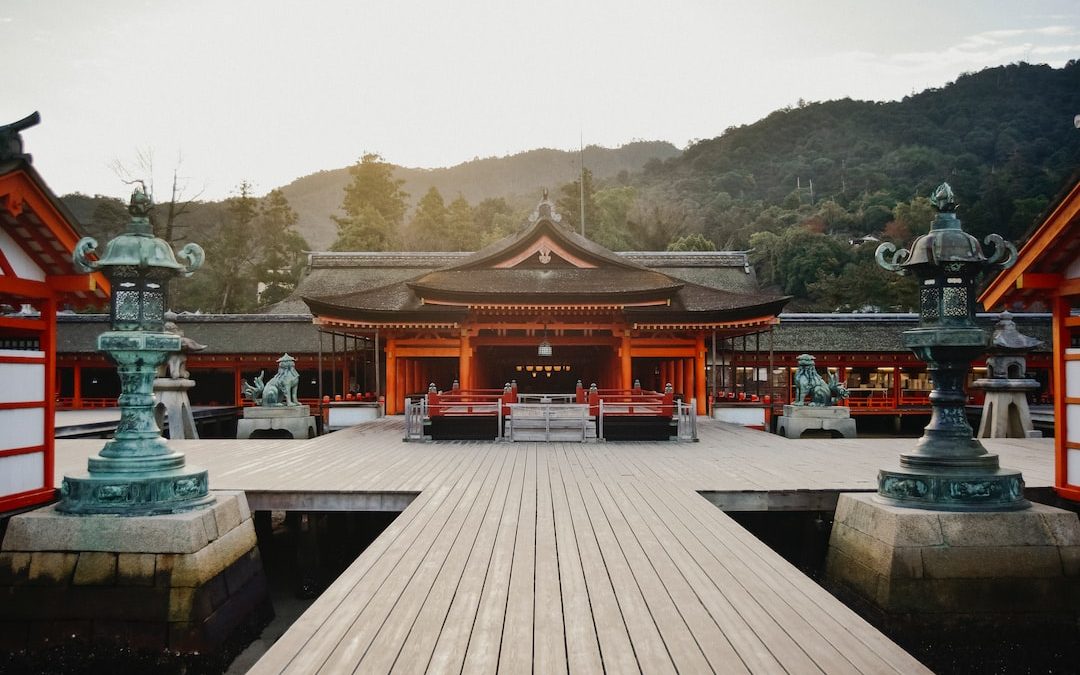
[3,0,1079,201]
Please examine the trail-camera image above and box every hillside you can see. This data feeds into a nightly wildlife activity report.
[644,61,1080,247]
[281,141,681,249]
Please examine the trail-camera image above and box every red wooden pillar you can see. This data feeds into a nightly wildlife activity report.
[41,295,55,495]
[233,365,243,406]
[459,333,472,390]
[73,362,82,408]
[1053,295,1071,496]
[695,334,707,415]
[385,338,398,415]
[620,333,633,390]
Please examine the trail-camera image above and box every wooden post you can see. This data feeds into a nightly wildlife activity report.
[620,332,632,390]
[385,337,397,415]
[41,295,55,493]
[695,333,707,415]
[459,332,472,390]
[73,362,82,409]
[1053,295,1069,495]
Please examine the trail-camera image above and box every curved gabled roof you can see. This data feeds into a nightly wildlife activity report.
[303,199,789,325]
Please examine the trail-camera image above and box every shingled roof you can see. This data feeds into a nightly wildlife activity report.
[302,199,788,326]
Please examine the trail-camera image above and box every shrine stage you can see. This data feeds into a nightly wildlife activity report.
[54,419,1054,673]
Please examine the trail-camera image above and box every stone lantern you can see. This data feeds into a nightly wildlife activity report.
[60,186,213,515]
[874,182,1025,510]
[972,312,1043,438]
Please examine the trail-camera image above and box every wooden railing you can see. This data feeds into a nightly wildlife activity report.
[575,382,675,419]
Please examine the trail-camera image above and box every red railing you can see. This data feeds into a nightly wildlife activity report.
[575,382,675,419]
[427,382,518,417]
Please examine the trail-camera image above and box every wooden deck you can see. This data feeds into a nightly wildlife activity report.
[55,420,1055,673]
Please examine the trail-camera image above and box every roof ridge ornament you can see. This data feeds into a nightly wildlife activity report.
[0,111,41,163]
[528,189,562,225]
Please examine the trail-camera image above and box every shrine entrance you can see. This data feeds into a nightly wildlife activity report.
[473,345,611,394]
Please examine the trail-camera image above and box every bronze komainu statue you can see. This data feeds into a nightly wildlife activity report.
[242,353,301,406]
[793,353,849,406]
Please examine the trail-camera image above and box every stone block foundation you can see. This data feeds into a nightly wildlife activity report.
[0,491,272,656]
[825,492,1080,635]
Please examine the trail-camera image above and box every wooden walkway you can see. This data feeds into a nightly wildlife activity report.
[55,420,1055,674]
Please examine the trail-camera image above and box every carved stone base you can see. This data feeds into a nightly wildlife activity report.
[826,493,1080,635]
[776,405,856,439]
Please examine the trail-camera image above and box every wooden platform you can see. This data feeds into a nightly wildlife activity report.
[54,420,1056,673]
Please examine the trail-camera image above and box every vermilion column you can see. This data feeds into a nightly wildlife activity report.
[620,333,633,390]
[385,338,397,414]
[459,332,472,390]
[695,334,707,415]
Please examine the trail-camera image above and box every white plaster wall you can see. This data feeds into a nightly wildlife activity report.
[0,362,44,403]
[1069,404,1080,445]
[712,407,767,426]
[1069,449,1080,488]
[0,226,45,281]
[1068,351,1080,399]
[0,452,44,495]
[0,406,44,449]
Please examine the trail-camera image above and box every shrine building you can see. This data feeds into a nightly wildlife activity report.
[981,173,1080,501]
[300,196,789,415]
[0,113,109,513]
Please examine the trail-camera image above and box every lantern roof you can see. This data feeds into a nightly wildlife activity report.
[73,187,204,278]
[900,184,991,267]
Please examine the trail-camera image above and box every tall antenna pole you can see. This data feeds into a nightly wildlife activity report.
[579,131,586,237]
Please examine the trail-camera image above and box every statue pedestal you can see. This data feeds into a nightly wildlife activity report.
[825,493,1080,637]
[237,405,316,440]
[0,491,272,656]
[776,404,856,439]
[973,378,1042,438]
[154,377,198,440]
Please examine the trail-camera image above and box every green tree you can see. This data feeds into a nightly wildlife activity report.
[885,196,935,242]
[557,168,598,234]
[750,228,849,298]
[331,204,390,252]
[331,153,408,251]
[256,189,308,307]
[473,197,516,245]
[807,244,918,311]
[410,187,449,247]
[191,181,261,313]
[591,186,637,250]
[445,195,474,251]
[667,233,716,251]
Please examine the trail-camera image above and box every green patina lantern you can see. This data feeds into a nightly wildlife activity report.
[60,186,213,515]
[875,182,1025,510]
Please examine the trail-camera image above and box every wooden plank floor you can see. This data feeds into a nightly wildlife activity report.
[55,420,1055,673]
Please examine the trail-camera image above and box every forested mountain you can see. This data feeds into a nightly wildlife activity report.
[644,61,1080,248]
[60,61,1080,313]
[280,142,681,249]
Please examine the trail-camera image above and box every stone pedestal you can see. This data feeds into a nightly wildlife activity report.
[776,404,856,439]
[0,491,272,655]
[154,377,198,440]
[974,377,1042,439]
[237,404,316,440]
[825,493,1080,635]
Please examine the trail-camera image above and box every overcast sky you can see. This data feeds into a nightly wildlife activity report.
[3,0,1079,202]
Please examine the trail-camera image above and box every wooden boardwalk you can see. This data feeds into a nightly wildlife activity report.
[55,420,1055,673]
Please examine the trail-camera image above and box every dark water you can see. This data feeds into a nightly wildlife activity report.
[0,510,397,675]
